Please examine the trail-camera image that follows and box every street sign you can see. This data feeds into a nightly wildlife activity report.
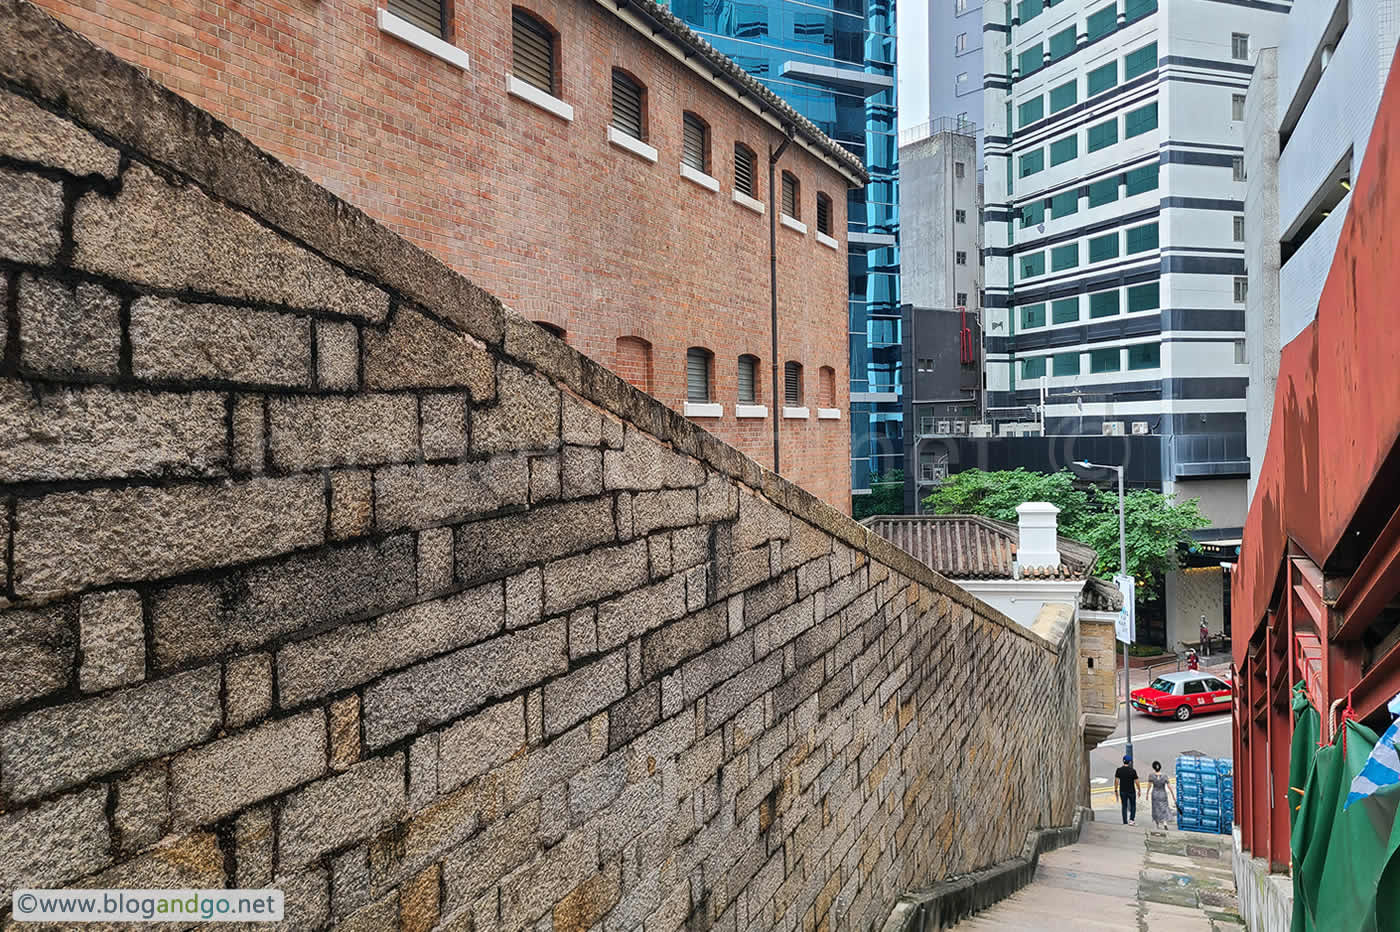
[1113,573,1136,644]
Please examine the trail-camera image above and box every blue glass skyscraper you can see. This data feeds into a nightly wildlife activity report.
[667,0,901,502]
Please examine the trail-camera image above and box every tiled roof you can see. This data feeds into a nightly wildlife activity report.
[610,0,870,184]
[862,514,1099,581]
[1081,576,1125,612]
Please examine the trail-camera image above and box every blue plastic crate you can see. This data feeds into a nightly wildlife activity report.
[1177,758,1202,773]
[1215,758,1233,774]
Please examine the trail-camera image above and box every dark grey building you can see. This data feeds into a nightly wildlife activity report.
[901,304,984,512]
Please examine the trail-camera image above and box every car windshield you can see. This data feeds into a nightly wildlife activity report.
[1149,678,1177,694]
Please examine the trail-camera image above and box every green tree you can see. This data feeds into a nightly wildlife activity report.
[920,468,1209,596]
[853,470,905,520]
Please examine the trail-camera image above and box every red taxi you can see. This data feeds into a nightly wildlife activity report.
[1130,671,1232,721]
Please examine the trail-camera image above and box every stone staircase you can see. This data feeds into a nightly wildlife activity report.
[949,820,1245,931]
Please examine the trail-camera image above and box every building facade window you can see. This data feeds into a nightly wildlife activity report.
[1050,80,1077,113]
[1234,215,1245,241]
[955,0,967,13]
[1124,0,1156,21]
[1233,156,1248,181]
[1022,200,1046,226]
[1021,303,1047,328]
[955,209,967,223]
[1123,42,1157,80]
[1050,135,1077,166]
[1234,340,1247,364]
[816,193,833,235]
[1049,26,1076,61]
[1053,352,1080,375]
[1232,93,1246,121]
[1020,251,1046,278]
[512,9,557,95]
[955,33,967,52]
[1089,289,1120,318]
[1090,347,1121,372]
[1050,190,1077,218]
[781,171,799,218]
[682,112,709,172]
[956,250,968,265]
[1087,61,1117,95]
[1018,43,1044,76]
[1125,163,1158,195]
[956,291,968,305]
[1022,356,1047,379]
[734,143,757,198]
[1018,95,1044,127]
[1020,148,1045,177]
[1086,3,1117,40]
[1125,221,1158,253]
[1127,343,1160,369]
[1088,232,1119,261]
[1052,297,1079,323]
[1088,176,1119,206]
[611,69,645,139]
[1052,243,1079,271]
[1124,102,1157,138]
[1234,276,1249,302]
[1127,281,1160,312]
[388,0,447,38]
[686,347,713,402]
[737,354,759,403]
[1232,32,1249,60]
[784,361,804,405]
[955,161,966,179]
[1087,118,1117,152]
[1017,0,1039,23]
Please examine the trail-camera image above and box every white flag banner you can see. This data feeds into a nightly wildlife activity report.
[1113,573,1136,644]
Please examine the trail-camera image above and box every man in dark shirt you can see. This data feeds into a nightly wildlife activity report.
[1114,756,1140,825]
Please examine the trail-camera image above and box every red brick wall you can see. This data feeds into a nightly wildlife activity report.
[31,0,853,510]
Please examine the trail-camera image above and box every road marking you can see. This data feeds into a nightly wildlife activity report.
[1101,717,1229,747]
[1091,777,1109,785]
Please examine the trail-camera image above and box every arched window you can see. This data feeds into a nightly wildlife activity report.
[734,144,757,199]
[682,112,709,173]
[534,320,565,340]
[818,366,836,407]
[511,8,557,96]
[816,193,834,235]
[611,68,646,140]
[784,361,804,406]
[737,354,759,404]
[781,171,800,219]
[615,336,653,394]
[686,347,713,403]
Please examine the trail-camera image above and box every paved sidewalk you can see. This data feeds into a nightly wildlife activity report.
[949,814,1244,931]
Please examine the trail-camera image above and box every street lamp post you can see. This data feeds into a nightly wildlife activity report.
[1077,459,1132,763]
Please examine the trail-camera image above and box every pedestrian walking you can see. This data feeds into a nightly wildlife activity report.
[1148,761,1175,829]
[1114,755,1140,825]
[1200,616,1211,656]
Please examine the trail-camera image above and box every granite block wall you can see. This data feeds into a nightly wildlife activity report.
[0,3,1085,929]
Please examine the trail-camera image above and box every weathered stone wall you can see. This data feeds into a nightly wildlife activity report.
[0,4,1084,930]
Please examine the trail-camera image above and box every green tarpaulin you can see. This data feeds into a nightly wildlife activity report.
[1289,683,1400,932]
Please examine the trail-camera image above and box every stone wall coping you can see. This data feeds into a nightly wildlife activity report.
[0,0,1056,655]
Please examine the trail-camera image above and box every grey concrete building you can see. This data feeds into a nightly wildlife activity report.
[1243,0,1400,502]
[899,0,987,158]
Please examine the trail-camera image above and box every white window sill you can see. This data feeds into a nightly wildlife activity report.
[781,214,807,235]
[733,190,765,214]
[782,406,810,419]
[816,231,840,250]
[680,163,720,193]
[817,407,841,420]
[608,126,657,163]
[507,75,574,122]
[377,9,470,71]
[735,404,768,418]
[684,402,723,418]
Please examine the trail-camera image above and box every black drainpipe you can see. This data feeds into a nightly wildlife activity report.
[768,126,794,473]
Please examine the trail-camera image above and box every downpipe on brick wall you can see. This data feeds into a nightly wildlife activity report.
[768,125,794,474]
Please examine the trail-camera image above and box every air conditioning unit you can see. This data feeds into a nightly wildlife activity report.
[1131,421,1149,435]
[970,423,993,437]
[999,424,1016,437]
[952,419,968,435]
[936,419,952,435]
[1102,421,1125,436]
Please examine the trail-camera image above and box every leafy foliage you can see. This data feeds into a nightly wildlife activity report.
[853,470,904,520]
[919,468,1210,596]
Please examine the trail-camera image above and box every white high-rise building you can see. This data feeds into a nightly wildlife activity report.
[982,0,1290,647]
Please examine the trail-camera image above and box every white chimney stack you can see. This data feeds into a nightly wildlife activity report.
[1015,502,1062,571]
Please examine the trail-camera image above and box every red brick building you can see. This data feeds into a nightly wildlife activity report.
[31,0,864,508]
